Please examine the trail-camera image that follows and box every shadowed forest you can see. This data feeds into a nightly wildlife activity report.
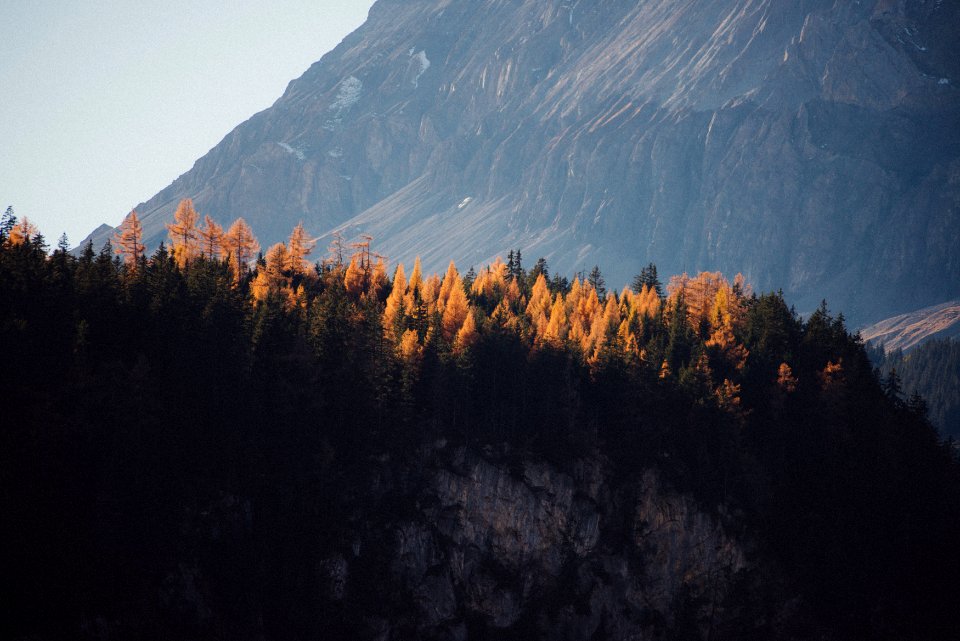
[2,205,959,640]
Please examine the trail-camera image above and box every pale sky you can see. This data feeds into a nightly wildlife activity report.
[0,1,375,245]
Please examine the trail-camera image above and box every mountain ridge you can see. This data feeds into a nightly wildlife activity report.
[81,0,960,325]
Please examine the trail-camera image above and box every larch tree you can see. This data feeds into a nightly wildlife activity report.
[114,210,145,270]
[251,242,292,305]
[436,261,460,314]
[287,222,316,275]
[166,198,199,268]
[453,309,479,353]
[222,218,260,284]
[9,216,39,246]
[382,263,407,343]
[344,254,366,298]
[198,215,224,259]
[441,276,469,341]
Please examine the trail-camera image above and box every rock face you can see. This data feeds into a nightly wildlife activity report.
[320,445,749,639]
[861,299,960,352]
[96,0,959,325]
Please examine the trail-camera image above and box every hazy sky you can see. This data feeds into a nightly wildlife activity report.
[0,1,375,245]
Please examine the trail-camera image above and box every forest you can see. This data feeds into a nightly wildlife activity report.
[2,202,959,641]
[867,338,960,439]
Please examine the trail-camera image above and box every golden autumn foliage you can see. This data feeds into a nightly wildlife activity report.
[9,217,39,246]
[114,210,145,269]
[198,215,224,259]
[222,218,260,284]
[777,363,798,394]
[441,278,469,342]
[287,222,316,275]
[166,198,200,268]
[454,310,479,353]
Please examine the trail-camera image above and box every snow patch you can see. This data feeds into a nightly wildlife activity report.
[410,50,431,87]
[457,197,473,209]
[277,142,305,160]
[329,76,362,112]
[323,76,362,130]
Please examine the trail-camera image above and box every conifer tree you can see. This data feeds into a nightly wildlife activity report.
[114,210,145,270]
[437,261,460,314]
[441,276,469,342]
[633,263,663,297]
[221,218,260,284]
[454,309,479,353]
[166,198,200,267]
[0,206,16,242]
[344,254,366,298]
[198,215,224,259]
[383,264,407,343]
[8,216,38,246]
[585,265,604,299]
[287,222,316,275]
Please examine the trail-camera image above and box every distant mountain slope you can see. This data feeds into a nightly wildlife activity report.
[83,0,960,325]
[861,300,960,352]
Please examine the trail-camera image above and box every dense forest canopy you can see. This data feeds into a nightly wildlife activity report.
[2,204,959,640]
[867,338,960,439]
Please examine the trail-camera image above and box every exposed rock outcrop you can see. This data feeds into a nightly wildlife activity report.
[311,445,752,639]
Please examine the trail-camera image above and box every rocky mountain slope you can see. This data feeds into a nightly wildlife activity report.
[87,0,960,325]
[861,299,960,352]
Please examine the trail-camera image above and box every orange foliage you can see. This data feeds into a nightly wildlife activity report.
[114,210,145,269]
[167,199,200,268]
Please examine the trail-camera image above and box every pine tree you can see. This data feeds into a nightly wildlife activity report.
[221,218,260,284]
[632,263,663,297]
[166,198,199,267]
[587,265,606,299]
[0,206,15,242]
[114,210,145,270]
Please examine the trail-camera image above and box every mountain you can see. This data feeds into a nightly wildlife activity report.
[861,299,960,352]
[84,0,960,325]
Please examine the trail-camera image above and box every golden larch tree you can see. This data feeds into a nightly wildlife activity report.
[525,273,551,320]
[369,258,388,299]
[251,242,293,305]
[114,210,145,269]
[8,216,39,246]
[287,222,316,274]
[422,273,441,309]
[441,276,469,341]
[454,310,479,353]
[166,198,200,268]
[198,215,224,259]
[544,294,569,343]
[436,261,460,314]
[382,263,407,343]
[408,256,424,296]
[344,254,366,298]
[221,218,260,284]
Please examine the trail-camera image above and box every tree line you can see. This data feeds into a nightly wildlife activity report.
[2,202,959,640]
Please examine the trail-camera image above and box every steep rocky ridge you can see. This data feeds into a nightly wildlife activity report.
[861,298,960,352]
[89,0,960,325]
